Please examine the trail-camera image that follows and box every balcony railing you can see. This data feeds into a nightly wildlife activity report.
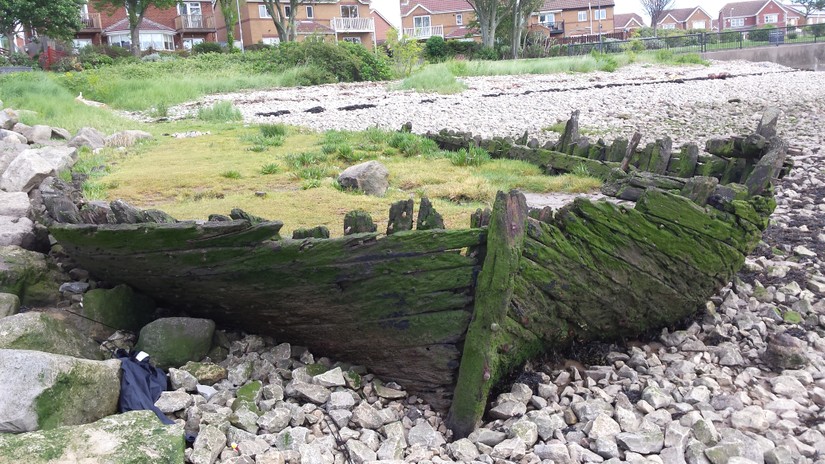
[331,17,375,32]
[540,20,565,34]
[402,24,444,39]
[80,13,102,30]
[175,14,216,31]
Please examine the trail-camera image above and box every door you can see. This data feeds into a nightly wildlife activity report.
[414,15,431,37]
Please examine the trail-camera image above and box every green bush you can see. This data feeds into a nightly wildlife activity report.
[425,36,448,62]
[748,25,776,42]
[445,40,482,58]
[51,57,82,72]
[193,42,224,54]
[806,23,825,37]
[622,38,646,53]
[77,50,113,68]
[474,46,499,60]
[338,41,393,81]
[3,52,38,68]
[448,146,490,166]
[260,123,287,138]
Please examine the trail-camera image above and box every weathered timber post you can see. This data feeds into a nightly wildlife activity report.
[745,137,788,196]
[556,110,580,154]
[387,200,414,235]
[620,132,642,172]
[343,210,377,235]
[446,190,528,438]
[417,198,445,230]
[292,226,330,239]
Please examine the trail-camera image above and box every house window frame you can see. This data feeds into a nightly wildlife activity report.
[261,37,280,45]
[258,5,272,18]
[577,11,587,22]
[284,5,291,18]
[539,13,555,25]
[182,37,204,49]
[456,13,463,26]
[730,18,744,27]
[306,5,314,18]
[764,13,778,24]
[661,23,676,29]
[178,2,201,16]
[341,5,359,18]
[594,9,606,20]
[413,15,431,30]
[692,20,706,29]
[342,36,361,44]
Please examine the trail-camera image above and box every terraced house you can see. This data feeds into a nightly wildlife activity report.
[399,0,478,41]
[222,0,381,49]
[613,13,645,33]
[529,0,615,39]
[718,0,790,30]
[657,6,713,30]
[73,1,218,50]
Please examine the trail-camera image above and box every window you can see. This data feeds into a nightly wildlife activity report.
[284,6,291,18]
[456,13,463,26]
[730,18,744,27]
[594,9,606,20]
[80,2,89,16]
[261,37,280,45]
[306,6,314,18]
[108,32,174,50]
[577,11,587,22]
[73,38,92,50]
[764,14,778,24]
[539,13,555,25]
[661,23,676,29]
[259,5,271,18]
[788,17,798,25]
[178,2,201,16]
[182,38,204,49]
[414,15,431,29]
[343,37,361,44]
[341,5,358,18]
[692,20,706,29]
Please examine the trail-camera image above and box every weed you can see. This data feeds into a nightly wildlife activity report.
[295,164,335,180]
[197,101,243,122]
[82,182,108,200]
[260,123,287,138]
[396,64,467,94]
[337,144,364,162]
[286,151,328,168]
[220,170,242,179]
[572,163,591,178]
[247,146,266,153]
[387,132,439,157]
[260,163,281,175]
[448,146,490,167]
[543,122,567,134]
[364,127,387,144]
[243,134,285,150]
[301,178,322,190]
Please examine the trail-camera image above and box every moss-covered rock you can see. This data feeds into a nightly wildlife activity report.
[0,312,102,360]
[0,349,120,432]
[0,292,20,318]
[0,246,65,306]
[135,317,215,369]
[180,361,227,386]
[0,410,184,463]
[233,381,262,415]
[78,284,156,341]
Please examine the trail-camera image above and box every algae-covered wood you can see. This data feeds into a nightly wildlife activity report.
[51,222,486,404]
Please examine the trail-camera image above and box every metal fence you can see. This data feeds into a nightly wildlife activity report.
[540,24,825,57]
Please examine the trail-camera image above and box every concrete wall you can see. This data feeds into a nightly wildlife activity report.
[702,42,825,71]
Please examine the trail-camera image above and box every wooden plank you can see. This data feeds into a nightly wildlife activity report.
[447,190,528,438]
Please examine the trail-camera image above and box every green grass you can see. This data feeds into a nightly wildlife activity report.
[197,102,243,122]
[396,64,467,94]
[448,146,491,167]
[220,170,242,179]
[260,163,281,175]
[260,124,288,138]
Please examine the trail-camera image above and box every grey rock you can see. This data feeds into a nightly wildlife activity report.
[448,438,479,461]
[661,446,688,464]
[770,375,806,398]
[408,420,445,448]
[291,381,330,404]
[717,343,745,366]
[0,293,19,318]
[169,368,198,391]
[0,109,18,130]
[473,428,506,446]
[337,160,389,196]
[68,127,106,150]
[274,426,309,451]
[491,437,526,460]
[763,333,809,370]
[616,430,664,454]
[257,407,291,433]
[31,146,77,172]
[351,401,383,429]
[327,390,355,410]
[377,436,404,460]
[196,384,218,401]
[764,445,793,464]
[312,366,345,387]
[528,410,566,440]
[508,418,538,446]
[328,409,351,428]
[642,385,672,409]
[58,281,89,294]
[12,123,52,144]
[692,418,720,446]
[155,390,192,413]
[0,216,33,247]
[135,317,215,369]
[585,413,621,440]
[0,129,26,145]
[704,442,745,464]
[489,400,526,419]
[373,382,406,399]
[534,443,573,464]
[0,191,29,217]
[0,149,55,192]
[346,439,376,463]
[0,312,101,359]
[730,406,770,432]
[592,436,621,459]
[105,130,153,148]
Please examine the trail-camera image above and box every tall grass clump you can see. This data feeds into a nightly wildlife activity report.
[387,132,440,157]
[260,123,287,138]
[198,101,243,122]
[448,146,491,167]
[397,64,467,94]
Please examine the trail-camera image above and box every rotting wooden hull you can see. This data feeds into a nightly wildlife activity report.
[49,110,788,436]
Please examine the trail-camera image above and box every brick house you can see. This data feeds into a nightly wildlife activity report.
[74,1,217,50]
[528,0,616,39]
[718,0,790,30]
[657,6,713,30]
[219,0,377,49]
[399,0,478,41]
[783,3,824,25]
[613,13,645,33]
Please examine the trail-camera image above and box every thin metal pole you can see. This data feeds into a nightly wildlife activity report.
[236,0,245,52]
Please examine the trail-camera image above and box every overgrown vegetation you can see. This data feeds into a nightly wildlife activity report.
[197,101,243,122]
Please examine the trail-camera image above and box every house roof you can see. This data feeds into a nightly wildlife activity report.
[539,0,615,11]
[296,20,334,34]
[718,1,785,18]
[614,13,645,28]
[401,0,473,17]
[104,18,176,34]
[660,7,700,22]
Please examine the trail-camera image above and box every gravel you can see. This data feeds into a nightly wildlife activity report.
[138,60,825,463]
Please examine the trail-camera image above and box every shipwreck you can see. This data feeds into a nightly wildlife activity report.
[48,110,791,436]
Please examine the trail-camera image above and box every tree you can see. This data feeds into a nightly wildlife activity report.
[260,0,306,43]
[509,0,543,59]
[468,0,513,48]
[0,0,84,57]
[792,0,825,19]
[640,0,675,37]
[92,0,178,56]
[218,0,238,52]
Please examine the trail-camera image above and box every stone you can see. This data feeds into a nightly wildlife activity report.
[534,443,573,464]
[408,421,446,448]
[233,381,262,414]
[373,382,406,400]
[50,127,71,141]
[0,149,55,193]
[448,438,479,461]
[489,400,526,419]
[328,391,355,411]
[0,109,18,130]
[0,129,27,145]
[704,442,745,464]
[135,317,215,369]
[0,216,34,248]
[181,361,227,385]
[291,381,330,404]
[584,413,621,440]
[0,293,19,318]
[509,419,538,446]
[0,410,183,463]
[68,127,106,150]
[661,446,688,464]
[258,408,291,433]
[312,366,345,387]
[0,349,121,432]
[642,385,673,409]
[230,407,260,433]
[346,439,376,463]
[764,446,793,464]
[0,312,102,360]
[0,246,64,306]
[730,406,770,432]
[105,130,153,148]
[770,375,806,398]
[491,437,526,460]
[0,191,30,217]
[29,146,77,172]
[191,424,226,464]
[763,333,809,370]
[616,430,665,454]
[528,410,566,440]
[692,418,720,446]
[12,124,52,144]
[337,160,389,196]
[169,368,198,391]
[59,282,89,294]
[351,401,383,430]
[592,436,621,459]
[473,429,506,446]
[155,390,193,413]
[377,436,404,460]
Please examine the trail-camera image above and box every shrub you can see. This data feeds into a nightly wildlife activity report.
[197,101,243,122]
[644,38,667,50]
[385,28,424,77]
[446,40,482,58]
[425,36,448,62]
[448,146,490,166]
[748,25,776,42]
[807,23,825,37]
[7,52,38,68]
[141,53,162,62]
[338,41,393,81]
[193,42,224,54]
[474,46,499,60]
[77,51,113,69]
[286,151,328,168]
[260,123,287,138]
[52,57,83,72]
[622,38,646,53]
[388,132,439,157]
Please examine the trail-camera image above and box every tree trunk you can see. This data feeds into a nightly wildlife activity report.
[2,31,14,56]
[130,21,141,56]
[511,3,520,59]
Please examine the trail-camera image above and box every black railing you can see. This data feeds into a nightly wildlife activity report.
[542,24,825,57]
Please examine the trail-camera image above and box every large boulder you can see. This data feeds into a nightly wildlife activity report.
[68,127,106,151]
[0,140,28,173]
[31,146,78,172]
[0,245,64,306]
[0,293,19,318]
[0,312,102,359]
[337,161,389,196]
[0,150,56,193]
[0,410,184,463]
[105,130,153,148]
[77,284,156,341]
[0,109,17,130]
[12,123,52,145]
[0,216,34,248]
[0,191,30,217]
[136,317,215,369]
[0,129,27,144]
[0,349,121,432]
